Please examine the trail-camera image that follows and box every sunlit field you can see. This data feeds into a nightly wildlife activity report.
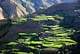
[0,14,80,54]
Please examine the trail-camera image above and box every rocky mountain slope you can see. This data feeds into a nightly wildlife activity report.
[0,0,78,19]
[0,7,5,20]
[0,0,28,20]
[42,3,80,16]
[18,0,77,14]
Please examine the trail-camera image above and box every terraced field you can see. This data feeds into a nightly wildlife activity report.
[0,15,78,54]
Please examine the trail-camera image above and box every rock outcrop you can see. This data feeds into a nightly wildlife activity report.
[0,0,28,19]
[0,7,5,20]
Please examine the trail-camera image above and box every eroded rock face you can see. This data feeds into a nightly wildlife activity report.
[0,7,5,20]
[0,0,28,19]
[18,0,77,14]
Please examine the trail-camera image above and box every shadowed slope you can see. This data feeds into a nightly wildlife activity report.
[0,0,28,19]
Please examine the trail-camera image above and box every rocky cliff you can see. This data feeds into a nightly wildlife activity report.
[0,7,5,20]
[0,0,28,19]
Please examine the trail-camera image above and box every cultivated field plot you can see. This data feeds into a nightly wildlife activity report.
[0,15,79,54]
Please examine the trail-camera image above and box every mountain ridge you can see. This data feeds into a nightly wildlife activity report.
[41,3,80,16]
[0,0,79,20]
